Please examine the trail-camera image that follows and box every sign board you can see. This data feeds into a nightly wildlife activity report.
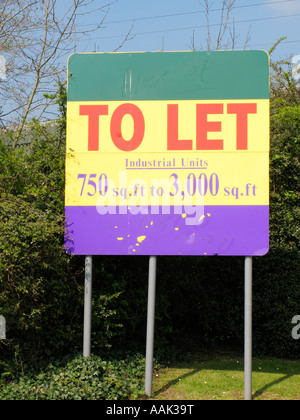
[65,51,269,256]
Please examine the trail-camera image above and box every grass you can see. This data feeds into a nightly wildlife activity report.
[150,354,300,400]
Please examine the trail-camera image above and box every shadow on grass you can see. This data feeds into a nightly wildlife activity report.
[153,368,201,397]
[152,357,298,400]
[253,374,294,399]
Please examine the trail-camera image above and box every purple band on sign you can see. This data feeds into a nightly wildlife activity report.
[65,205,269,256]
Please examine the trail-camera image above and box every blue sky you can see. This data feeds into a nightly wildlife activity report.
[2,1,299,122]
[70,0,300,61]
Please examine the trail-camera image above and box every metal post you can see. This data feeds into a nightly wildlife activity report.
[145,256,157,397]
[244,256,253,400]
[83,255,93,357]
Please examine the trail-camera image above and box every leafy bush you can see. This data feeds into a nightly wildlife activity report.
[0,127,123,362]
[0,353,147,400]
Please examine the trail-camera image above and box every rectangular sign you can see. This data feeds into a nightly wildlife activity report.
[65,51,269,256]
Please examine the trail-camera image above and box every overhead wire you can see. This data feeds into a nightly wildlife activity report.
[85,12,300,41]
[76,0,298,27]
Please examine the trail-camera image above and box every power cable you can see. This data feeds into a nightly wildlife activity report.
[86,12,300,41]
[76,0,298,27]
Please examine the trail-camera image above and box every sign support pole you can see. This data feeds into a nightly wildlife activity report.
[145,255,157,397]
[83,255,93,357]
[244,256,253,400]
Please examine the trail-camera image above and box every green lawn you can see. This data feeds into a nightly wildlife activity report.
[151,354,300,400]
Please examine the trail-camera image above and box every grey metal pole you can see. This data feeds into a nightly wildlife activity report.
[83,255,93,357]
[244,256,253,400]
[145,255,157,397]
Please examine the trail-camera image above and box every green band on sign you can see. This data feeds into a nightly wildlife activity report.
[67,50,269,102]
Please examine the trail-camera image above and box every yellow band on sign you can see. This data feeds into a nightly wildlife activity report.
[65,152,269,206]
[66,99,269,153]
[65,99,269,208]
